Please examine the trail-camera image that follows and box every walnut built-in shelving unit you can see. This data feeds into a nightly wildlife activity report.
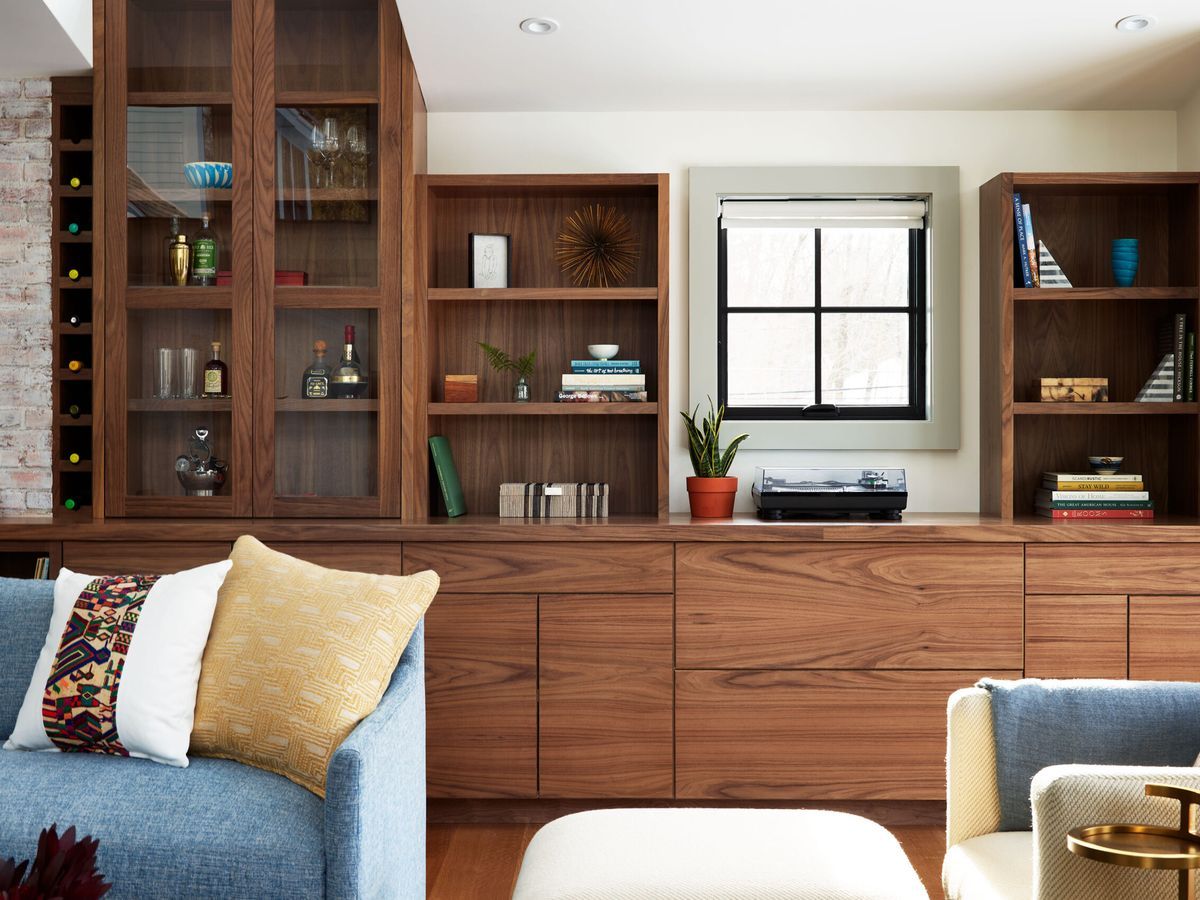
[97,0,426,518]
[980,171,1200,518]
[51,77,100,518]
[404,173,670,519]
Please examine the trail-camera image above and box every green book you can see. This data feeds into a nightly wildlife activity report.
[1188,332,1196,402]
[429,435,467,518]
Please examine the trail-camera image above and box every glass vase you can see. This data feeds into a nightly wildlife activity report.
[513,375,530,403]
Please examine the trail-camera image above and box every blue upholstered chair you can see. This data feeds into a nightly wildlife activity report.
[0,577,426,899]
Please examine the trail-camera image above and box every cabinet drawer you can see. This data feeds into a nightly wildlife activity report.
[265,542,402,575]
[676,668,1015,800]
[425,593,537,799]
[1130,596,1200,681]
[1026,544,1200,595]
[676,543,1023,669]
[403,542,673,594]
[62,541,232,574]
[1025,595,1128,679]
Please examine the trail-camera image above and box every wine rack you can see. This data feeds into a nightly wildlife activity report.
[51,77,98,517]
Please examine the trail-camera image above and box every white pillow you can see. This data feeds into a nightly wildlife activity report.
[5,561,232,767]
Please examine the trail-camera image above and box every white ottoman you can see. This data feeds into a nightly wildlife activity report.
[512,808,929,899]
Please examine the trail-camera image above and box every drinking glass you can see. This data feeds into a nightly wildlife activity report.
[155,348,177,399]
[177,347,199,399]
[318,116,341,189]
[345,125,369,189]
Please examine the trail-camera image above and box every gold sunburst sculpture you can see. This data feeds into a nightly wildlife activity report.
[554,204,640,288]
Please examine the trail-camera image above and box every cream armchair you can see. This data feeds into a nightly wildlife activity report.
[943,687,1200,900]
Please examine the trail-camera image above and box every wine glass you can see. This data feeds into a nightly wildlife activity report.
[318,117,341,189]
[345,125,369,190]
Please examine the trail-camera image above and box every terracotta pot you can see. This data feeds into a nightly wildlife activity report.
[686,476,738,518]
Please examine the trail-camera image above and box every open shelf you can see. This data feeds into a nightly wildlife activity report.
[1014,402,1200,415]
[127,398,234,412]
[126,286,233,308]
[275,398,379,412]
[429,402,657,416]
[1014,287,1200,301]
[428,287,659,302]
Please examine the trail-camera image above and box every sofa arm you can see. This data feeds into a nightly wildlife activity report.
[1031,764,1200,900]
[324,622,426,900]
[946,687,1002,847]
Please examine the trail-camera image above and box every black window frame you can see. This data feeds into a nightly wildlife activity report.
[717,216,928,422]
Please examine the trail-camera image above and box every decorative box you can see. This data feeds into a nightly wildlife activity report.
[1039,377,1109,402]
[444,374,479,403]
[499,483,609,518]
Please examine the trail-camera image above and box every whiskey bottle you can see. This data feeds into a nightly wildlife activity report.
[192,213,217,287]
[203,341,228,397]
[301,340,331,399]
[329,325,367,399]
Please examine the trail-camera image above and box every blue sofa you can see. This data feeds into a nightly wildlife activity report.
[0,577,425,899]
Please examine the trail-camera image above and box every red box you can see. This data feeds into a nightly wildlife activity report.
[216,270,309,286]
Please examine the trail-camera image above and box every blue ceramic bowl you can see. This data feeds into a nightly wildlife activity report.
[1112,238,1139,247]
[183,161,233,189]
[1111,250,1139,258]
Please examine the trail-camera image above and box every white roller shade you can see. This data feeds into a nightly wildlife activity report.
[721,199,927,229]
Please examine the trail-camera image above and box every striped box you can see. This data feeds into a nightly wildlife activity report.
[499,483,609,518]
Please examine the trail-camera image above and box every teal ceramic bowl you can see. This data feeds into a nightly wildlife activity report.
[183,161,233,189]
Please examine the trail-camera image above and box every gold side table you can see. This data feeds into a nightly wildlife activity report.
[1068,784,1200,900]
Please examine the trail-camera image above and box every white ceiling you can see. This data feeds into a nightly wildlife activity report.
[396,0,1200,112]
[0,0,90,78]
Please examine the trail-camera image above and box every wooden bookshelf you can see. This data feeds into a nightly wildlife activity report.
[51,77,99,518]
[980,172,1200,518]
[406,173,670,518]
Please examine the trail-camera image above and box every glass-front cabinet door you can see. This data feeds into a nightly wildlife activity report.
[253,0,401,516]
[105,0,254,516]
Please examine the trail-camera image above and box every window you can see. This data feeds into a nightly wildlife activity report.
[718,199,927,421]
[688,166,959,451]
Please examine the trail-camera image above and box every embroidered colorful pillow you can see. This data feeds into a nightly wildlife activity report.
[4,561,232,767]
[190,536,439,796]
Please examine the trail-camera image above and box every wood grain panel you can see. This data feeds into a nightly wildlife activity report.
[1027,544,1200,594]
[1130,595,1200,681]
[676,543,1022,669]
[1025,594,1128,679]
[403,542,673,593]
[62,540,230,573]
[263,541,401,575]
[539,594,673,798]
[675,669,1014,800]
[425,593,537,798]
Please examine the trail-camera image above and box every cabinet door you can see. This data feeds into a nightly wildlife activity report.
[263,542,401,575]
[1130,596,1200,681]
[1025,595,1128,679]
[1026,545,1200,595]
[540,594,674,798]
[424,593,537,798]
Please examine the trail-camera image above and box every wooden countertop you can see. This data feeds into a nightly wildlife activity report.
[3,512,1200,542]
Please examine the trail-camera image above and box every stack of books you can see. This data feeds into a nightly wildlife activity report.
[557,358,648,402]
[1036,472,1153,519]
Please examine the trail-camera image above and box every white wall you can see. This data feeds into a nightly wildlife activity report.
[429,110,1178,513]
[1181,86,1200,169]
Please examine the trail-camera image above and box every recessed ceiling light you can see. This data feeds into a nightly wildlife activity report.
[1115,14,1157,32]
[519,17,559,35]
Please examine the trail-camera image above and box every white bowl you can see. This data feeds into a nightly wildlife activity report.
[588,344,619,361]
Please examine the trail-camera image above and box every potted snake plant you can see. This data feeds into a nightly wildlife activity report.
[681,397,749,518]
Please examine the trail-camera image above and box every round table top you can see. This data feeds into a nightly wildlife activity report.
[1069,824,1200,871]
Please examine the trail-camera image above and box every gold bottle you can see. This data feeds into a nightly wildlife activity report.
[168,233,191,287]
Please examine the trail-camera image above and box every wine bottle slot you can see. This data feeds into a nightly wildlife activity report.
[67,315,82,327]
[67,453,81,465]
[67,222,80,235]
[68,177,81,190]
[66,268,81,281]
[62,498,81,511]
[66,404,82,418]
[66,360,84,372]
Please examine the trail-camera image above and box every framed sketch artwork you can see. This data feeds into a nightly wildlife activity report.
[468,233,511,288]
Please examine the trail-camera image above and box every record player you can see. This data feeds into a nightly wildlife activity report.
[752,467,908,520]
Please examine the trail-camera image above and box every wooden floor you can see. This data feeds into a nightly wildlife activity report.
[427,822,946,898]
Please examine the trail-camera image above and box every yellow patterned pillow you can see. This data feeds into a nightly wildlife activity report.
[190,536,438,796]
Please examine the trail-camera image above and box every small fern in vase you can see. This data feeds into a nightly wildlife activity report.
[681,397,749,517]
[478,342,536,402]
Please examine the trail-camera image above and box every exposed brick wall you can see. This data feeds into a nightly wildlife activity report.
[0,79,52,514]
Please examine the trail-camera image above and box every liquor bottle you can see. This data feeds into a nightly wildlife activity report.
[329,325,368,398]
[68,177,82,190]
[67,359,84,372]
[67,452,81,465]
[168,233,190,286]
[66,268,82,281]
[301,340,331,399]
[163,216,180,283]
[192,213,217,287]
[67,315,82,327]
[67,222,81,235]
[203,341,228,397]
[62,497,82,511]
[67,404,82,418]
